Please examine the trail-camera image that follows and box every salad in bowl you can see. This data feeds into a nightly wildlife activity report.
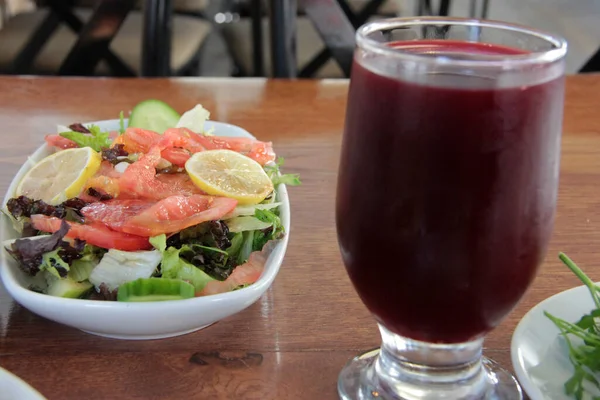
[0,100,298,339]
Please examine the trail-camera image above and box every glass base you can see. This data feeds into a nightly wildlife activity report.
[338,348,523,400]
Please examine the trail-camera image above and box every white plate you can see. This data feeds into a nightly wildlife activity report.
[0,119,290,340]
[0,367,46,400]
[511,284,600,399]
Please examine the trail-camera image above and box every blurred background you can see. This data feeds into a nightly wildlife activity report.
[0,0,598,79]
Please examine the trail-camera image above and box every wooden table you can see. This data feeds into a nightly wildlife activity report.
[0,74,599,399]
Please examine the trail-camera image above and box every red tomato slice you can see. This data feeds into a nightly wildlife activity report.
[115,128,201,162]
[82,195,237,237]
[118,146,205,201]
[84,148,203,202]
[154,173,205,196]
[113,127,274,166]
[113,127,161,154]
[30,215,152,251]
[160,147,191,167]
[198,262,263,296]
[197,240,279,296]
[121,194,237,236]
[82,199,153,231]
[162,128,205,153]
[45,135,77,149]
[189,133,276,166]
[118,146,167,199]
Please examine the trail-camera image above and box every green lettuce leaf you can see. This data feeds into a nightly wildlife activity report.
[179,243,232,280]
[59,124,111,151]
[226,232,244,259]
[237,230,255,265]
[40,249,70,279]
[119,111,126,134]
[150,234,167,253]
[264,157,301,187]
[68,245,104,282]
[161,247,215,291]
[250,208,284,252]
[152,234,217,290]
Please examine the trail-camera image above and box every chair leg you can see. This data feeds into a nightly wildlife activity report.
[299,48,330,78]
[141,0,172,76]
[299,0,384,78]
[269,0,297,77]
[50,2,135,76]
[249,0,264,76]
[0,0,7,26]
[10,10,61,73]
[481,0,490,18]
[580,47,600,73]
[469,0,489,18]
[439,0,451,16]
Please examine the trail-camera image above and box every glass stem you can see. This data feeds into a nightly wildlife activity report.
[373,324,488,399]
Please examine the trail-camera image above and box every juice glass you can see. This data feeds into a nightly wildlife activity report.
[336,17,567,399]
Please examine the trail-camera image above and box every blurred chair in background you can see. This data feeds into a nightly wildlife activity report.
[220,0,490,79]
[581,49,600,73]
[0,0,214,76]
[1,0,596,78]
[221,0,403,79]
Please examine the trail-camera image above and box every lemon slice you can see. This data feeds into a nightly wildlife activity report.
[16,147,102,204]
[185,149,274,205]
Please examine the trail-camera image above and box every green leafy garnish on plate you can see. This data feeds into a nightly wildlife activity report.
[264,157,301,186]
[59,124,111,151]
[119,111,126,134]
[545,253,600,400]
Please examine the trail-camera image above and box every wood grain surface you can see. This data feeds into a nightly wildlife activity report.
[0,75,599,399]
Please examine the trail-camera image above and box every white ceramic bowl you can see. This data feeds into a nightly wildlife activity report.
[0,119,290,340]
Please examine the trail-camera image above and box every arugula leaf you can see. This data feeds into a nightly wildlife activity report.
[255,208,281,230]
[59,124,112,151]
[264,157,301,187]
[226,232,244,259]
[179,243,232,280]
[245,209,285,252]
[119,111,126,134]
[272,174,302,186]
[152,233,228,288]
[237,230,254,265]
[545,253,600,399]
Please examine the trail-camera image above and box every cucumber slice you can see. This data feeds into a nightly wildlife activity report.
[128,99,181,133]
[117,278,195,302]
[46,277,93,298]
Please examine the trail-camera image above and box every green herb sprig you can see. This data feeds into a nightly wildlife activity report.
[545,253,600,399]
[59,124,111,152]
[264,157,301,186]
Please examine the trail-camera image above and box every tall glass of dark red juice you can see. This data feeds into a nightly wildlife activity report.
[336,18,567,399]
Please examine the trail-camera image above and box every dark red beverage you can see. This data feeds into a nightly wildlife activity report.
[336,40,564,343]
